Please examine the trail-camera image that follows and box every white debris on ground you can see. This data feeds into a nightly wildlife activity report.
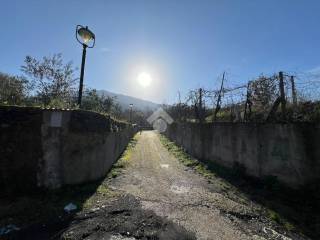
[0,224,20,235]
[64,203,77,213]
[160,164,169,168]
[108,234,136,240]
[263,227,292,240]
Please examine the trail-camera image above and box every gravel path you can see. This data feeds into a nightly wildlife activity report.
[109,131,304,240]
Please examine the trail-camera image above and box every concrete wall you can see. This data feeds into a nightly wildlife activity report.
[0,106,136,196]
[164,122,320,188]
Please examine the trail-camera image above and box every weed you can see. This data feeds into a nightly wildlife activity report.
[107,134,138,179]
[159,134,215,179]
[267,209,296,232]
[268,209,281,223]
[284,222,295,231]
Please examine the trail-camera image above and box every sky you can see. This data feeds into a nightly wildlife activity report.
[1,0,320,104]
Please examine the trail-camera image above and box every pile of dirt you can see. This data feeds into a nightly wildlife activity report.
[6,195,195,240]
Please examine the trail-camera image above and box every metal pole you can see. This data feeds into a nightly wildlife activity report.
[130,107,132,123]
[199,88,203,123]
[78,44,87,107]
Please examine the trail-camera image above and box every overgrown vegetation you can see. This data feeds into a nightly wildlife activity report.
[163,72,320,123]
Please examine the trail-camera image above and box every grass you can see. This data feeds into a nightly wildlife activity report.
[107,134,138,178]
[159,133,215,179]
[267,209,295,231]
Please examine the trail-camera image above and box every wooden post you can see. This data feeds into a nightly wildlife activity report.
[244,81,251,122]
[279,71,286,117]
[199,88,203,123]
[213,72,225,121]
[177,91,182,122]
[290,75,297,107]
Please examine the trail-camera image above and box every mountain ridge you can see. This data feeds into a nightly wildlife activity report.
[97,90,160,111]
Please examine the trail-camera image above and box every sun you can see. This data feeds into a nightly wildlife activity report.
[137,72,152,88]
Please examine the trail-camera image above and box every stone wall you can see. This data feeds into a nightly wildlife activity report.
[0,106,136,196]
[164,122,320,188]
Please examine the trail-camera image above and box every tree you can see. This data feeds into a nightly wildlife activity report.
[81,89,101,111]
[21,53,77,105]
[186,89,207,122]
[101,94,115,113]
[250,75,278,111]
[0,72,30,105]
[111,103,123,119]
[81,89,115,113]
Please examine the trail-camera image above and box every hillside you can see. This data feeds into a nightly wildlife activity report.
[97,90,159,112]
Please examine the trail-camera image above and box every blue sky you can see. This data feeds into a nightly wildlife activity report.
[1,0,320,103]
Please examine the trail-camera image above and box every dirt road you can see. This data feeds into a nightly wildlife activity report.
[6,131,309,240]
[107,131,303,240]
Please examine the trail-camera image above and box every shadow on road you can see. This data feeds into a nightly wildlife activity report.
[1,181,195,240]
[1,179,104,239]
[201,158,320,239]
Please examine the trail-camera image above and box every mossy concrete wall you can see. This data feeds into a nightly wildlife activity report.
[0,106,136,196]
[164,122,320,188]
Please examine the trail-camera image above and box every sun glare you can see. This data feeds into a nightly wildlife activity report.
[137,72,152,88]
